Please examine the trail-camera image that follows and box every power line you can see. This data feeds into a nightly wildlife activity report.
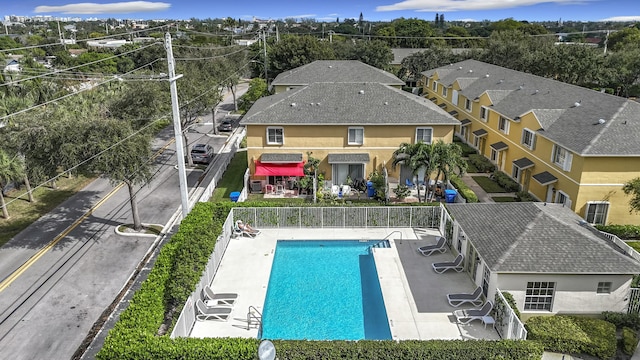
[174,47,247,61]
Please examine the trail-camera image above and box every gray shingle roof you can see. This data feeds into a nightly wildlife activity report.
[513,157,534,169]
[423,59,640,156]
[327,153,370,163]
[241,82,460,126]
[261,153,303,163]
[472,129,487,136]
[490,141,508,151]
[271,60,405,86]
[446,203,640,274]
[532,171,558,185]
[460,119,471,126]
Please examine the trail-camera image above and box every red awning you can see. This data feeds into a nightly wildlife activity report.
[254,161,304,176]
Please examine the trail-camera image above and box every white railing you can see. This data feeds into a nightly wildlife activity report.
[599,231,640,263]
[494,289,527,340]
[628,288,640,315]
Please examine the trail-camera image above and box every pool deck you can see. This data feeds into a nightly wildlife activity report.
[189,227,500,341]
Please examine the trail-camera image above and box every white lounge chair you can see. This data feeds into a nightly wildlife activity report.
[195,299,232,321]
[447,286,484,307]
[454,301,493,324]
[417,236,447,256]
[432,254,464,274]
[234,220,258,238]
[203,285,237,306]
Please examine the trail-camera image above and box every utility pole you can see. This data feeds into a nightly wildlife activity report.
[604,30,610,55]
[57,21,66,50]
[164,32,190,219]
[262,30,268,86]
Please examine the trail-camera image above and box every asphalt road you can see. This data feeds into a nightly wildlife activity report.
[0,83,248,360]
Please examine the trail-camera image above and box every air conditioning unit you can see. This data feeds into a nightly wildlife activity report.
[251,181,263,193]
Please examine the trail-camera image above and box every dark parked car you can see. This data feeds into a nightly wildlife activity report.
[191,143,214,164]
[217,120,233,132]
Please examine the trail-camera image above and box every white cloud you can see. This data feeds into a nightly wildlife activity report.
[599,16,640,22]
[376,0,592,12]
[453,18,480,22]
[35,1,170,15]
[284,14,316,19]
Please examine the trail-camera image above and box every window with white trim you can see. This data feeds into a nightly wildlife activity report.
[490,148,498,162]
[586,201,610,225]
[266,127,284,145]
[442,86,448,97]
[521,129,536,149]
[524,281,555,311]
[480,106,488,122]
[555,190,571,207]
[432,80,437,91]
[552,145,573,171]
[512,165,522,182]
[348,127,364,145]
[597,282,612,294]
[498,116,510,134]
[415,127,433,144]
[473,134,481,148]
[465,98,472,111]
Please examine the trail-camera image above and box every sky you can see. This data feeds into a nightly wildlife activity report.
[2,0,640,23]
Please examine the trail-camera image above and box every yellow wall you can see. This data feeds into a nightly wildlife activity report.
[422,73,640,225]
[246,124,455,180]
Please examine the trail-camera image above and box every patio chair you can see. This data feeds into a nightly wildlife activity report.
[447,286,484,307]
[417,236,447,256]
[453,301,493,324]
[203,285,238,306]
[195,299,232,321]
[234,220,258,238]
[432,254,464,274]
[405,178,416,189]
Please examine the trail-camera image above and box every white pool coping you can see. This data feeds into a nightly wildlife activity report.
[189,227,499,341]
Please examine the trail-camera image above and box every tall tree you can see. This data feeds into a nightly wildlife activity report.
[392,141,434,202]
[268,35,335,76]
[428,141,466,201]
[622,177,640,214]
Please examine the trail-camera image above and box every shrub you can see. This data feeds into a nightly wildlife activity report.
[595,225,640,240]
[453,138,478,156]
[622,327,639,355]
[450,175,479,203]
[501,291,521,320]
[602,311,640,330]
[516,191,535,202]
[527,315,617,360]
[468,154,495,173]
[394,184,411,200]
[492,171,520,192]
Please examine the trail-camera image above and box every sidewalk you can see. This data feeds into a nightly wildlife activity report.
[460,173,493,203]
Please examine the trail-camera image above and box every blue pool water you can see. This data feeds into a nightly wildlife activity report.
[261,240,392,340]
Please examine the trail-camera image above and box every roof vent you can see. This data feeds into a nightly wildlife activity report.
[290,102,297,107]
[498,79,504,84]
[468,69,473,73]
[458,66,463,70]
[533,89,539,94]
[359,90,365,95]
[518,84,524,90]
[573,101,581,107]
[485,73,489,78]
[328,65,333,68]
[384,101,388,105]
[598,118,606,124]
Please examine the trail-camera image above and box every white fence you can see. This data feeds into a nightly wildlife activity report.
[599,231,640,263]
[628,288,640,315]
[494,289,528,340]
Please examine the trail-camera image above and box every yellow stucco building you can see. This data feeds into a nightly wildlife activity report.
[422,59,640,225]
[241,60,459,192]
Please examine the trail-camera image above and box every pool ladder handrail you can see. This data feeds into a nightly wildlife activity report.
[383,230,402,241]
[247,306,262,332]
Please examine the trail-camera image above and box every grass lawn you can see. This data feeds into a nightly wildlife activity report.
[627,242,640,253]
[0,175,95,247]
[472,176,508,193]
[492,196,517,202]
[210,151,248,202]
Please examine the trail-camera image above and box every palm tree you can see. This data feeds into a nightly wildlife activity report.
[392,141,434,202]
[0,149,25,219]
[428,141,467,202]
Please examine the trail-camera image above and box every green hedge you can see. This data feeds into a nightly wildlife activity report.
[450,175,479,203]
[602,311,640,330]
[623,327,639,355]
[468,154,495,173]
[453,137,478,156]
[98,201,544,359]
[527,315,617,360]
[596,224,640,240]
[501,292,522,320]
[492,171,520,192]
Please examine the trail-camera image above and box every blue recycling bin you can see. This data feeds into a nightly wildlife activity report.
[366,181,375,197]
[230,191,241,202]
[444,189,458,203]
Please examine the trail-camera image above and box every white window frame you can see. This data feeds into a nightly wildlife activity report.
[266,127,284,145]
[552,145,573,171]
[442,86,448,97]
[524,281,555,311]
[512,164,522,182]
[459,125,467,138]
[465,98,472,111]
[521,128,536,150]
[452,90,459,105]
[473,134,481,148]
[432,80,437,91]
[585,201,610,225]
[480,106,488,122]
[498,116,510,134]
[555,190,571,207]
[597,282,612,294]
[415,127,433,144]
[490,148,498,162]
[347,127,364,145]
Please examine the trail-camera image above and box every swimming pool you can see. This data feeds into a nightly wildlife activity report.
[261,240,392,340]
